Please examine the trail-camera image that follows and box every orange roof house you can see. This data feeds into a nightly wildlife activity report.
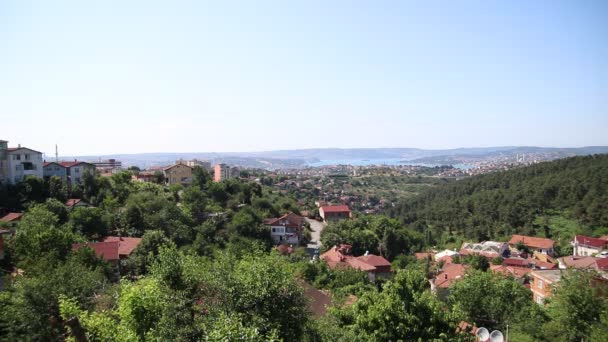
[72,237,142,261]
[319,205,351,222]
[101,236,142,258]
[320,244,391,282]
[0,212,23,223]
[509,235,555,256]
[431,263,469,297]
[72,241,120,261]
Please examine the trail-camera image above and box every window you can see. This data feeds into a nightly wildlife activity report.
[12,154,20,160]
[537,279,543,289]
[536,295,544,305]
[75,168,80,173]
[25,154,30,160]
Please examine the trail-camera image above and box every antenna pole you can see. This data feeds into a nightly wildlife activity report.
[55,144,58,162]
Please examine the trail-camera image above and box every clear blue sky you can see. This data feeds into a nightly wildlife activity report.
[1,1,607,156]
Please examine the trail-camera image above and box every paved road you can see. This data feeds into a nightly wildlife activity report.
[306,218,327,249]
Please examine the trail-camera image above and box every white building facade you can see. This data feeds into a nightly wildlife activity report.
[2,144,43,184]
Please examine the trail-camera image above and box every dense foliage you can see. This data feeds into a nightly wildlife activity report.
[1,156,608,341]
[391,154,608,245]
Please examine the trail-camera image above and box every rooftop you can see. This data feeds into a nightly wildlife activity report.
[320,205,351,213]
[531,270,562,283]
[509,235,555,250]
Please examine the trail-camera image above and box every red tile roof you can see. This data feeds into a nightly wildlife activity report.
[559,256,598,269]
[357,254,392,268]
[0,212,24,222]
[320,205,350,213]
[45,161,93,168]
[534,260,558,270]
[594,258,608,271]
[72,241,120,261]
[509,235,555,250]
[263,213,304,228]
[574,235,608,249]
[503,258,529,267]
[101,236,142,256]
[65,199,81,207]
[490,264,532,279]
[434,263,469,288]
[320,245,390,273]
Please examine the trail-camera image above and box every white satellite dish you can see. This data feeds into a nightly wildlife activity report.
[490,330,504,342]
[476,327,490,342]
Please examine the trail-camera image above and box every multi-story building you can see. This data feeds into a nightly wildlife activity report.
[91,159,122,174]
[214,163,240,182]
[0,141,43,184]
[177,158,212,170]
[530,270,562,305]
[43,161,96,186]
[572,235,608,257]
[264,212,305,244]
[163,163,193,186]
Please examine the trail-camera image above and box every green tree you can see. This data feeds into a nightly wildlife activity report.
[69,207,110,239]
[448,270,534,331]
[10,205,76,264]
[543,270,608,341]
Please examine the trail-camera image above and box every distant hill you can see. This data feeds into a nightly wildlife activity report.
[390,154,608,246]
[70,146,608,169]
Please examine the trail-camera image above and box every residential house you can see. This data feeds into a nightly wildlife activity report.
[459,241,509,260]
[43,162,67,180]
[530,270,562,305]
[0,212,24,223]
[72,241,121,268]
[163,163,193,186]
[509,235,555,256]
[319,205,351,222]
[101,236,142,259]
[490,264,532,283]
[572,235,608,257]
[43,161,96,186]
[72,236,141,274]
[0,141,43,184]
[558,256,608,274]
[264,212,305,245]
[176,158,212,170]
[431,263,469,298]
[321,244,392,282]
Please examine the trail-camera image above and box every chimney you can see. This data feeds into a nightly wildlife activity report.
[364,251,369,256]
[18,144,21,148]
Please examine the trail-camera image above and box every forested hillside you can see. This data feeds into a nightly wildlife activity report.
[391,154,608,245]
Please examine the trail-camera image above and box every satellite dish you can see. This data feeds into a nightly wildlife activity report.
[490,330,504,342]
[476,327,490,342]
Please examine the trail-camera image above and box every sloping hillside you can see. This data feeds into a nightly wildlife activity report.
[391,154,608,243]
